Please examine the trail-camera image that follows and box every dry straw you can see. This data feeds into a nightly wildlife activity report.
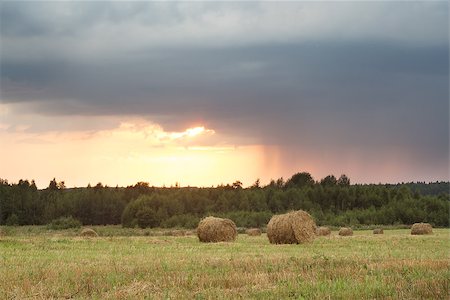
[166,230,186,236]
[185,229,196,236]
[197,216,237,243]
[316,226,331,236]
[338,227,353,236]
[267,210,316,244]
[411,223,433,235]
[246,228,262,236]
[373,228,384,234]
[80,228,98,237]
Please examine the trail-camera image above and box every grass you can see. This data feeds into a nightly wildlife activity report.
[0,227,448,299]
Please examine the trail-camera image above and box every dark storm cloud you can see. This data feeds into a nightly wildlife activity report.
[2,42,447,130]
[0,1,177,37]
[1,1,448,179]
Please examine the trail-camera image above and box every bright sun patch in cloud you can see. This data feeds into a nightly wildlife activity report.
[97,120,216,146]
[166,126,215,140]
[186,126,211,137]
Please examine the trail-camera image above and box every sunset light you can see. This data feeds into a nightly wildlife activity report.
[0,2,448,298]
[0,1,447,188]
[185,126,208,137]
[168,126,215,140]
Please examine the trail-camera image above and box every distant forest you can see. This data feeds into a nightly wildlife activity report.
[0,172,448,228]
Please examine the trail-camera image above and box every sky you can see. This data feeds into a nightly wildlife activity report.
[0,1,448,188]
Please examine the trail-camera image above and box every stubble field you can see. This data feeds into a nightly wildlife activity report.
[0,227,448,299]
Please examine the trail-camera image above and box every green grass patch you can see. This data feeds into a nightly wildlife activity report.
[0,227,448,299]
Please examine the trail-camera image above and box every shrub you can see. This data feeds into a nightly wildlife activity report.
[136,207,158,228]
[217,211,272,228]
[47,216,82,230]
[5,214,19,226]
[121,194,168,228]
[161,214,200,229]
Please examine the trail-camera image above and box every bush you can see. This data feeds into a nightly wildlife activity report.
[161,214,200,229]
[47,216,82,230]
[136,207,158,228]
[121,194,163,228]
[5,214,19,226]
[217,211,272,228]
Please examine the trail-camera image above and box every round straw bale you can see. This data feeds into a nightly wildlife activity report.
[338,227,353,236]
[246,228,262,236]
[316,226,331,236]
[267,210,316,244]
[197,216,237,242]
[373,228,384,234]
[80,228,98,237]
[411,223,433,235]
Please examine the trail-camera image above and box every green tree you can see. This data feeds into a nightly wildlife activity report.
[320,175,337,186]
[286,172,315,189]
[232,181,243,189]
[5,213,19,226]
[136,207,158,228]
[337,174,350,186]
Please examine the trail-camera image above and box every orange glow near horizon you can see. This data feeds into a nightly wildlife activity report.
[0,104,446,188]
[0,115,266,188]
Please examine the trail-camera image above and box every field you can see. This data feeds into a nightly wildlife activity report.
[0,226,449,299]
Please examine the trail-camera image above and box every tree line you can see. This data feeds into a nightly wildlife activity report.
[0,173,448,228]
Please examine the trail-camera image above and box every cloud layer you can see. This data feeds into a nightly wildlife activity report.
[1,1,448,185]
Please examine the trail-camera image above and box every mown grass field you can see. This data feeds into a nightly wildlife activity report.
[0,227,448,299]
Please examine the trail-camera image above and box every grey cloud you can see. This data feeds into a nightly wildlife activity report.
[1,2,447,59]
[0,2,157,37]
[0,1,448,181]
[2,42,447,115]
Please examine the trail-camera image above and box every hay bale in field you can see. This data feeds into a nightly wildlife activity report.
[373,228,384,234]
[411,223,433,235]
[246,228,262,236]
[80,228,98,237]
[338,227,353,236]
[197,217,237,243]
[316,226,331,236]
[266,210,316,244]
